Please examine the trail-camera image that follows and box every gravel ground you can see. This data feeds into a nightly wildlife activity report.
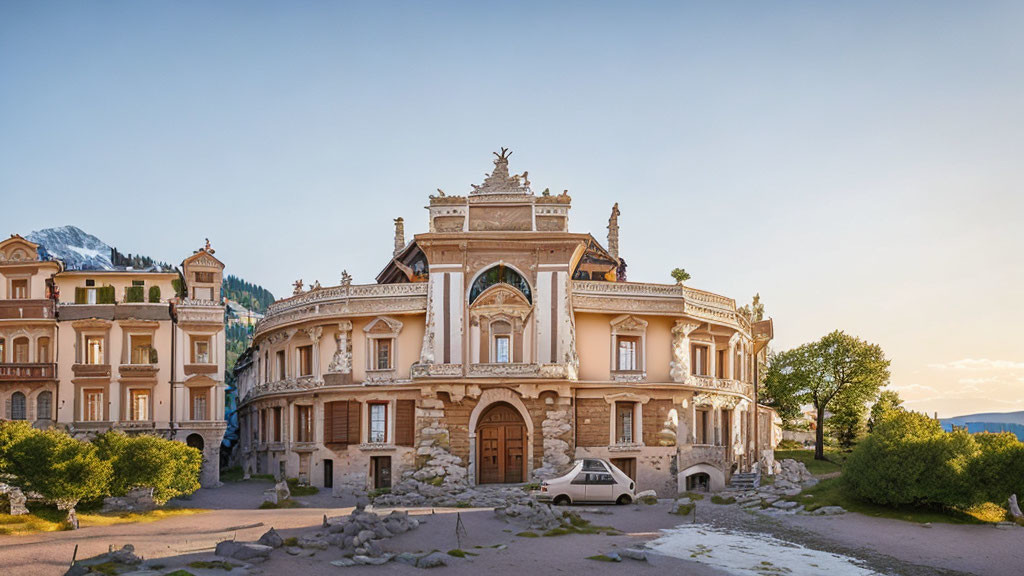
[1,483,1019,576]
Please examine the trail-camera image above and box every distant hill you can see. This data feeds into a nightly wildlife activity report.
[941,410,1024,441]
[223,274,275,313]
[28,225,116,270]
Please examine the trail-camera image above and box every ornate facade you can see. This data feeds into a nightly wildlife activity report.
[0,236,227,486]
[236,150,778,496]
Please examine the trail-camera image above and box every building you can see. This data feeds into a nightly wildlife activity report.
[236,150,778,495]
[0,236,227,486]
[0,235,61,426]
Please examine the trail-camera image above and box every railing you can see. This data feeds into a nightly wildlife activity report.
[572,280,735,310]
[688,376,754,398]
[265,283,428,315]
[0,299,55,320]
[0,363,56,380]
[72,363,111,378]
[256,283,428,336]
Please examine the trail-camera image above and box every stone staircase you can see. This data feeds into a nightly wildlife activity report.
[728,472,760,490]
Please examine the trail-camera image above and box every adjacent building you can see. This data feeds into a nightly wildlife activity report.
[235,150,779,496]
[0,235,227,486]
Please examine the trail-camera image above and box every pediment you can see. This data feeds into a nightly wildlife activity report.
[364,316,403,335]
[0,235,40,263]
[610,314,648,333]
[471,284,531,310]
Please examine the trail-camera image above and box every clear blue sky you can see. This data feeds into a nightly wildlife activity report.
[2,1,1022,416]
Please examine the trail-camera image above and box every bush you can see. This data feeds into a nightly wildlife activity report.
[148,285,161,303]
[967,432,1024,504]
[94,432,202,504]
[6,428,112,512]
[843,410,978,508]
[98,286,116,304]
[125,286,145,303]
[0,421,37,474]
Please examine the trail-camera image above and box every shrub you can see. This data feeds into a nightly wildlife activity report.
[98,286,116,304]
[94,432,201,504]
[967,432,1024,504]
[148,285,161,303]
[125,286,145,303]
[0,421,37,474]
[843,411,977,508]
[7,428,112,515]
[171,277,184,298]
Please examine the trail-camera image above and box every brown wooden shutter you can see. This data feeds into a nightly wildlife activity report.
[323,401,334,443]
[348,401,361,445]
[395,400,416,447]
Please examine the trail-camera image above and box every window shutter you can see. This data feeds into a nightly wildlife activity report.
[328,401,349,445]
[75,287,87,304]
[323,401,334,443]
[395,400,416,447]
[4,398,10,420]
[348,401,361,445]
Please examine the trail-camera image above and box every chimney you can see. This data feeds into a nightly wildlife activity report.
[393,217,405,257]
[607,203,620,260]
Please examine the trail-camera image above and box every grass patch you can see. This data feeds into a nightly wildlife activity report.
[586,554,619,562]
[543,514,620,536]
[710,495,736,505]
[787,477,1005,524]
[678,492,705,501]
[0,505,205,536]
[455,501,472,508]
[259,498,300,509]
[220,466,244,482]
[670,503,694,516]
[283,536,299,547]
[89,561,121,575]
[286,478,318,497]
[639,494,658,505]
[522,483,541,492]
[446,549,478,558]
[188,560,239,570]
[775,449,846,476]
[516,531,539,537]
[164,571,196,576]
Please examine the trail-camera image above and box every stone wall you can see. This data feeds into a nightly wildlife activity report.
[642,399,676,447]
[531,399,573,480]
[575,398,609,447]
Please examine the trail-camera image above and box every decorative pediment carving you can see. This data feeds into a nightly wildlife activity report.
[610,314,647,334]
[0,235,40,263]
[469,284,532,322]
[364,316,403,335]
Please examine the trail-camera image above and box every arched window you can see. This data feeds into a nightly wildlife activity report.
[12,337,29,363]
[469,265,532,305]
[37,337,51,363]
[36,391,52,421]
[11,392,26,420]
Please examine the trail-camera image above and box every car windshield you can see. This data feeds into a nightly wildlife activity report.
[582,459,607,472]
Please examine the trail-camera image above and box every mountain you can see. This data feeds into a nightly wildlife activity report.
[27,225,114,270]
[941,410,1024,441]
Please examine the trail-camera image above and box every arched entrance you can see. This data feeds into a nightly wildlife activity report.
[476,402,526,484]
[186,433,204,452]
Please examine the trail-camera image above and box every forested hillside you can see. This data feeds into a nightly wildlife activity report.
[222,274,276,313]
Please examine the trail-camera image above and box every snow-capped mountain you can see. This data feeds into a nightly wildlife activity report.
[26,225,114,270]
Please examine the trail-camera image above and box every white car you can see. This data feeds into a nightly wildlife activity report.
[536,458,636,505]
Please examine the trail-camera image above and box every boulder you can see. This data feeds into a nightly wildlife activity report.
[1010,494,1023,520]
[0,483,29,516]
[417,552,449,568]
[257,528,284,548]
[215,540,273,561]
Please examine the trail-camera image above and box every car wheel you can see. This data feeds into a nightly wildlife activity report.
[553,495,571,506]
[616,494,632,505]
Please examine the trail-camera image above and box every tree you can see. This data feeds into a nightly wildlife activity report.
[868,389,904,432]
[765,330,890,460]
[94,432,202,504]
[762,350,805,424]
[826,387,872,449]
[7,429,112,527]
[670,268,691,284]
[0,421,37,474]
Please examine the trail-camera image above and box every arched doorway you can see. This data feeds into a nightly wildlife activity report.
[186,433,204,452]
[476,402,526,484]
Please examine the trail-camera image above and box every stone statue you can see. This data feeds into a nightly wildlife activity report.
[312,280,321,291]
[292,279,304,295]
[340,270,352,287]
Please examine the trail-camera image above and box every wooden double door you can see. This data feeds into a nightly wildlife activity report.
[477,403,526,484]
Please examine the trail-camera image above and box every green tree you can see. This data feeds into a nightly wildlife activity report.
[94,432,202,504]
[762,350,805,424]
[764,330,890,460]
[0,421,38,474]
[967,432,1024,504]
[868,389,904,432]
[670,268,691,284]
[7,429,112,526]
[826,387,872,449]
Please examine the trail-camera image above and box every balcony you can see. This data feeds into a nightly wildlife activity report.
[119,364,159,378]
[72,363,111,378]
[611,370,646,383]
[0,363,56,381]
[0,299,55,321]
[58,302,171,322]
[184,363,219,376]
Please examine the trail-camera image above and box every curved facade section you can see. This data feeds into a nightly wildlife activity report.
[236,150,779,496]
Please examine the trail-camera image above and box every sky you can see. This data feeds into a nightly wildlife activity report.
[2,1,1022,418]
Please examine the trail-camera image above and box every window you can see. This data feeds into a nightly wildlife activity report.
[130,389,150,420]
[716,350,725,378]
[691,344,708,376]
[192,336,211,364]
[193,286,214,300]
[298,345,313,376]
[190,387,209,420]
[373,339,393,370]
[132,280,145,287]
[10,279,28,299]
[11,392,26,420]
[259,409,268,442]
[85,279,95,287]
[368,403,388,443]
[469,264,532,305]
[37,337,50,363]
[83,389,104,421]
[273,407,282,441]
[130,334,153,364]
[194,271,214,283]
[296,405,313,442]
[85,336,104,364]
[696,408,710,444]
[615,402,635,444]
[0,338,5,363]
[86,286,98,304]
[494,335,510,363]
[13,337,29,363]
[263,352,270,382]
[36,391,52,420]
[617,336,638,371]
[276,350,286,379]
